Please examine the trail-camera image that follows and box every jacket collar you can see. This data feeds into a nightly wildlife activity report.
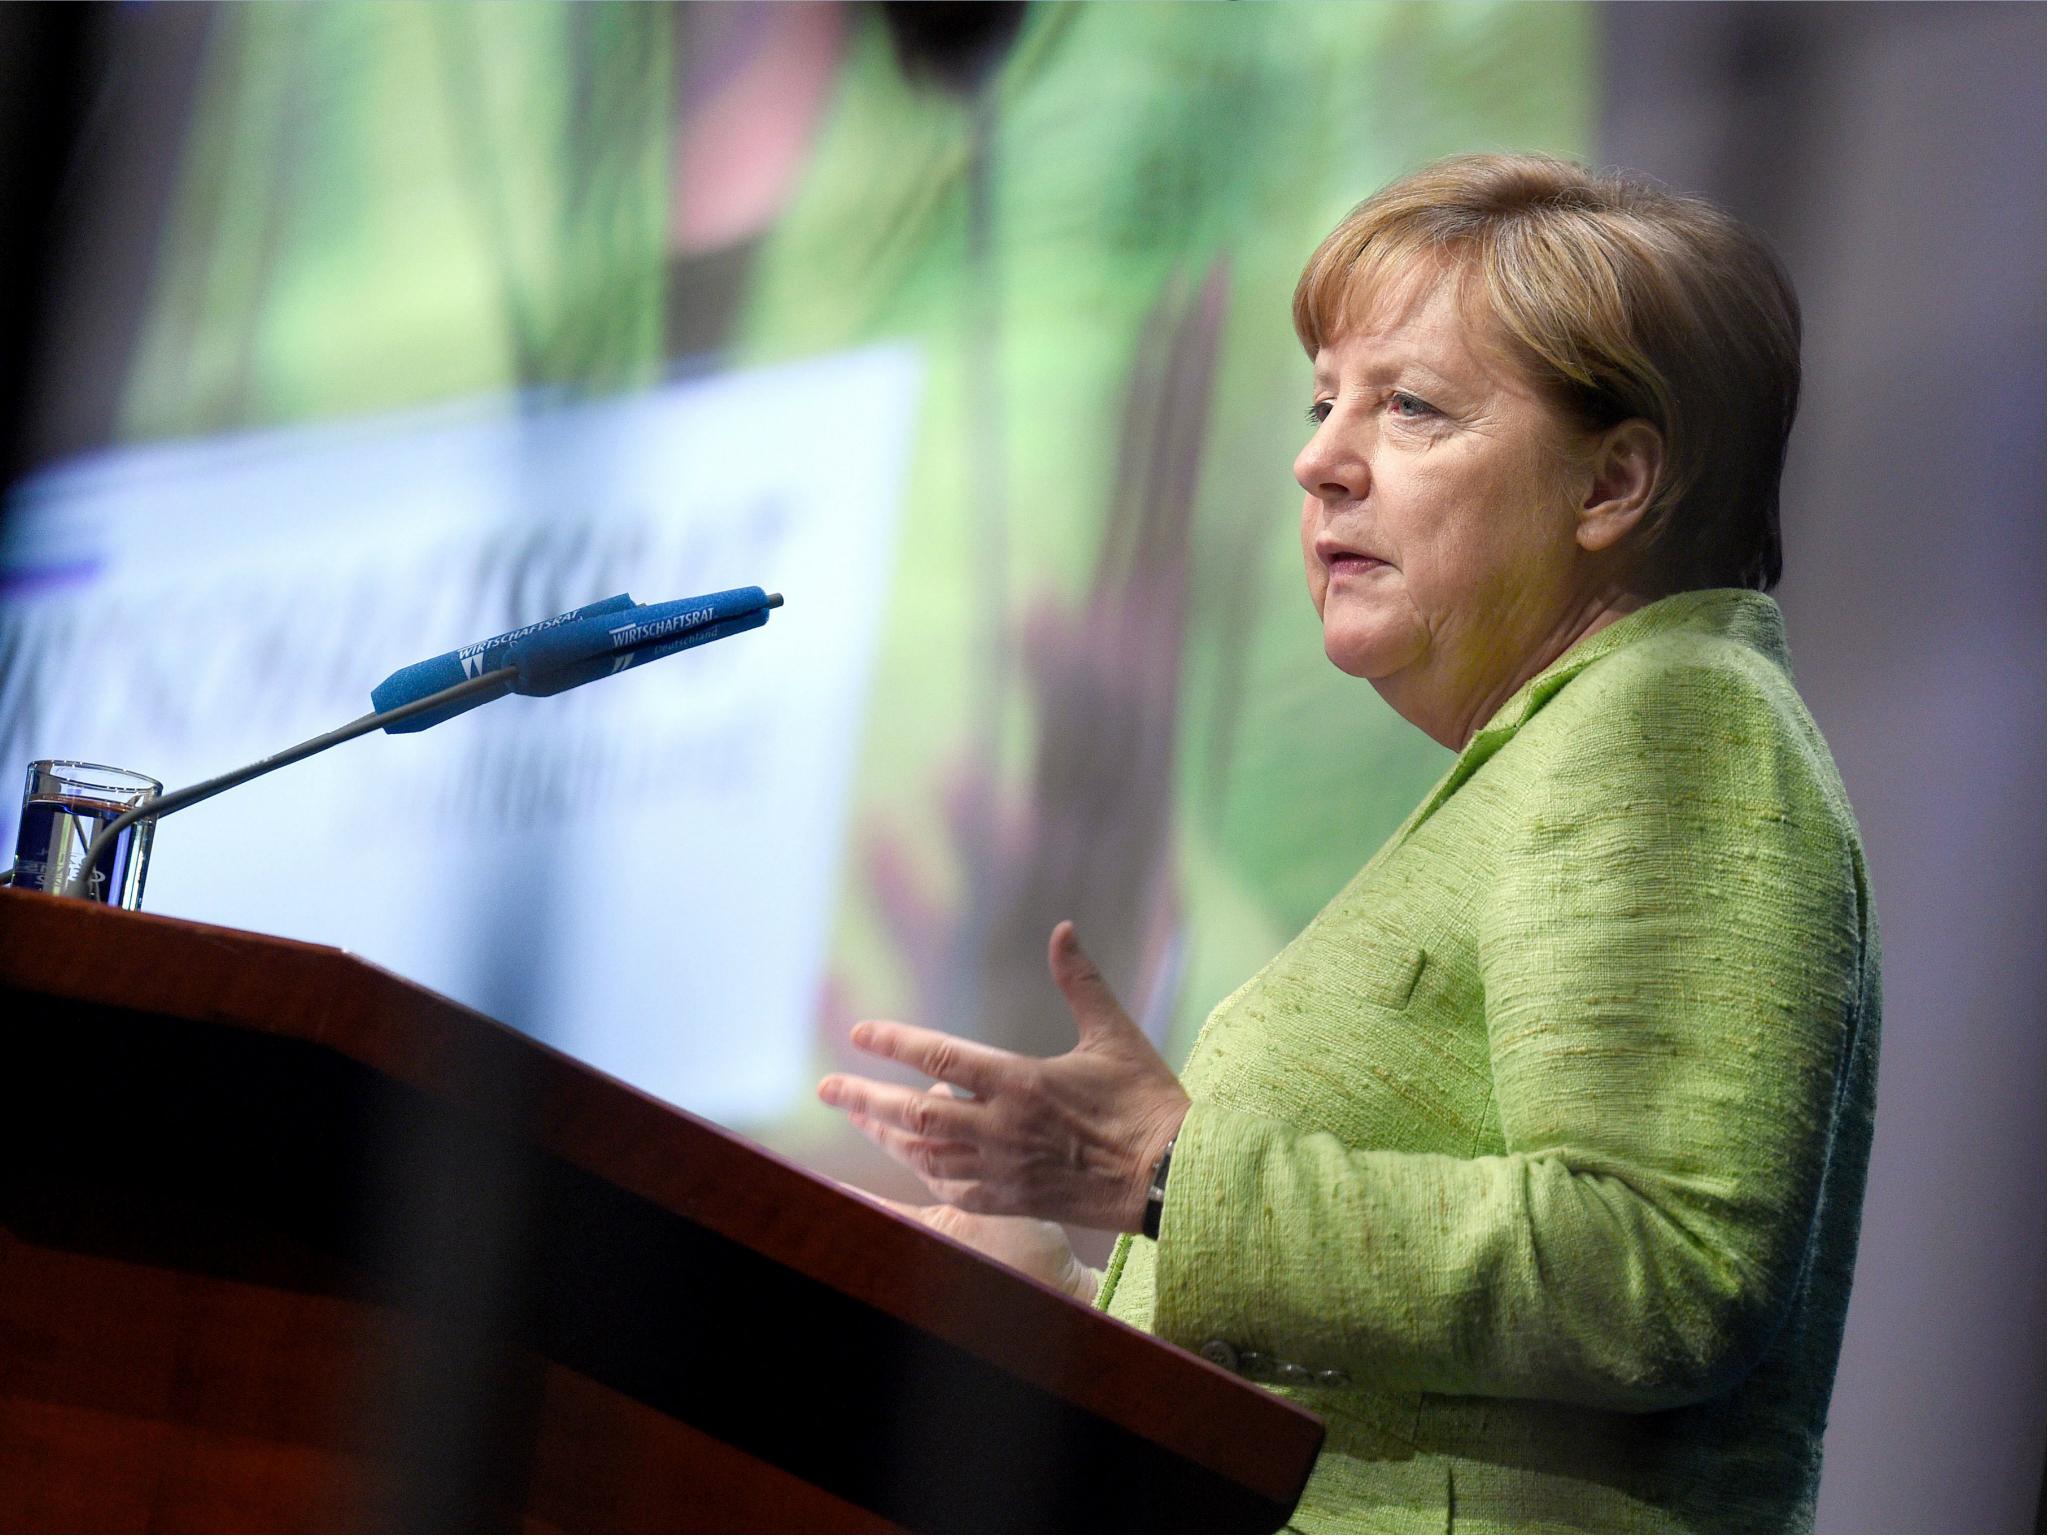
[1389,589,1789,848]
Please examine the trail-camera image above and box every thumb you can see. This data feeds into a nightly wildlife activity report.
[1048,920,1132,1044]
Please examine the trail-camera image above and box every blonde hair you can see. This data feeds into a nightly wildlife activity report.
[1294,154,1800,592]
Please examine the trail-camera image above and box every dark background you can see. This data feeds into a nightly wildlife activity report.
[1602,7,2044,1528]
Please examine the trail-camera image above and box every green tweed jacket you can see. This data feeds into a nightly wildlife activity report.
[1099,590,1880,1533]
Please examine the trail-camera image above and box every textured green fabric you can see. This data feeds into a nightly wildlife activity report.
[1099,590,1880,1534]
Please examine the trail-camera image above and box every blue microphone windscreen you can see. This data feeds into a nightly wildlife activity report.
[510,586,773,694]
[520,604,773,699]
[373,593,634,733]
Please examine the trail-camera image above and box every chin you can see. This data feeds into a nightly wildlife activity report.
[1321,614,1423,680]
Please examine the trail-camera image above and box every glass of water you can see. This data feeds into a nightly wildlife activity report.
[10,760,162,909]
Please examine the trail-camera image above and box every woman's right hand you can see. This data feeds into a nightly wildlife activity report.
[862,1191,1101,1304]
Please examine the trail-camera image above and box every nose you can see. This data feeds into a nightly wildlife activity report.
[1293,415,1368,505]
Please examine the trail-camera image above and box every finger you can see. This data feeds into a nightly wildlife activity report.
[838,1185,971,1244]
[818,1073,981,1141]
[872,1194,929,1221]
[847,1111,985,1185]
[835,1180,928,1222]
[1047,920,1132,1043]
[849,1019,1016,1098]
[829,1179,921,1219]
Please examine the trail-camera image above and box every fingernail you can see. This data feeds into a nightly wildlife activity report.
[818,1078,840,1104]
[851,1022,873,1047]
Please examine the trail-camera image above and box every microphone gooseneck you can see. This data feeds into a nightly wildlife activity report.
[65,587,785,901]
[64,664,519,900]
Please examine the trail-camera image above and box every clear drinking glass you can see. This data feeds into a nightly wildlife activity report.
[10,760,161,909]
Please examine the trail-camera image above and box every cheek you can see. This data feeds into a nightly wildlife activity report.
[1403,457,1564,606]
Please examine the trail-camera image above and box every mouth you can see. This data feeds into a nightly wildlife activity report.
[1318,542,1390,580]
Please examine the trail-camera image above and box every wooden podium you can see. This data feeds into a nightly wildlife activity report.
[0,888,1322,1532]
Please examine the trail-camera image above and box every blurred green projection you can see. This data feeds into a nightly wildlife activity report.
[120,2,1592,1141]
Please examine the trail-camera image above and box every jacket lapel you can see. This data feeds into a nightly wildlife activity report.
[1384,590,1786,854]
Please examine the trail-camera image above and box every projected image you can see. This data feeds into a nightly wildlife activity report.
[3,2,1592,1154]
[1,348,916,1122]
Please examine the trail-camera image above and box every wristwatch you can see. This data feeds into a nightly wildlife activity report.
[1141,1136,1176,1241]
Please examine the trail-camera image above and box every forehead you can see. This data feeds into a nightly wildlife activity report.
[1313,263,1527,393]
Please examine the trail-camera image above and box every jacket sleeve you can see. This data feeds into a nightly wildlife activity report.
[1147,648,1867,1411]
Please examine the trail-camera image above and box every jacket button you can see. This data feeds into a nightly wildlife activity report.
[1199,1339,1240,1374]
[1315,1367,1352,1387]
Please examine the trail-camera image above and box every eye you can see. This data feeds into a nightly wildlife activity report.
[1305,400,1332,427]
[1389,391,1439,420]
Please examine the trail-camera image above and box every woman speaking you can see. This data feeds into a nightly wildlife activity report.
[819,153,1879,1534]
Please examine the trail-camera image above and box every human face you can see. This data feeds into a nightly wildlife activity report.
[1294,269,1601,748]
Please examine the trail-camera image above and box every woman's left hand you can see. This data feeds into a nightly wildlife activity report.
[855,1192,1102,1304]
[818,921,1191,1232]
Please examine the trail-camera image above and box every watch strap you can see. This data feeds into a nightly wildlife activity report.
[1141,1136,1177,1241]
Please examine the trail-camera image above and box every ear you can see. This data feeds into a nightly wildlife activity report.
[1575,419,1663,554]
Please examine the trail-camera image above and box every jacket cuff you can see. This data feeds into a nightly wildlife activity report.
[1150,1097,1296,1352]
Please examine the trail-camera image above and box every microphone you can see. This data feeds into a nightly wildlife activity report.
[58,587,786,899]
[371,592,636,734]
[505,586,781,700]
